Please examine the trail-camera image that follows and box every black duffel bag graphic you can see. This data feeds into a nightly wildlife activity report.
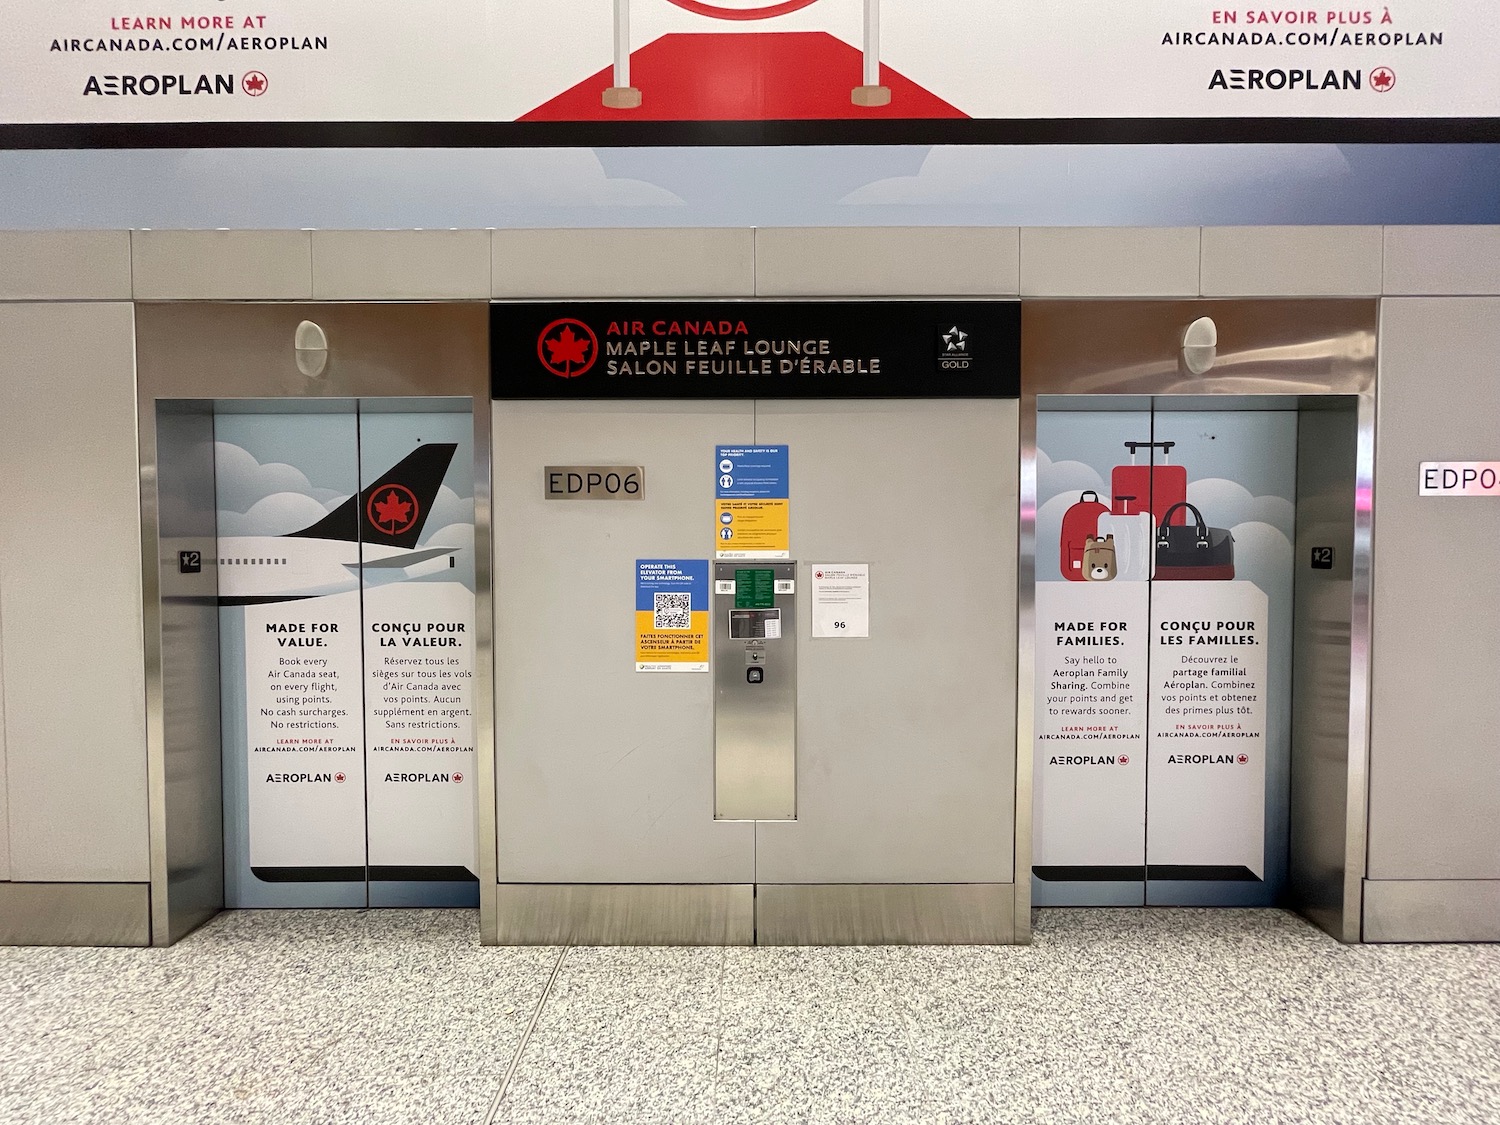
[1154,502,1235,581]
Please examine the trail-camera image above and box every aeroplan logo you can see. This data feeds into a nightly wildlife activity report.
[1209,68,1363,91]
[84,73,238,96]
[218,442,459,605]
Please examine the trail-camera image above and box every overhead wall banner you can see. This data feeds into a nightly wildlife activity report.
[491,301,1019,399]
[5,2,1498,144]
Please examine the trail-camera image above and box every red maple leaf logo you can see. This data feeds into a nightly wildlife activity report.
[452,772,464,784]
[546,327,590,368]
[1118,755,1130,766]
[536,319,599,377]
[1371,68,1395,91]
[334,772,346,783]
[242,71,267,96]
[373,490,411,527]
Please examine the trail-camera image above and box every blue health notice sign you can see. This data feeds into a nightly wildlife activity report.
[716,446,789,499]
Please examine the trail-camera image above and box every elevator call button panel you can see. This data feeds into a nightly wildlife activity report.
[713,560,797,821]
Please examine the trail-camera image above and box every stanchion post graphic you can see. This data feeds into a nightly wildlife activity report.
[603,0,643,108]
[851,0,890,106]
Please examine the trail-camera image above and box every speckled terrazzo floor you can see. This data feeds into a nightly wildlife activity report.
[1,909,1496,1124]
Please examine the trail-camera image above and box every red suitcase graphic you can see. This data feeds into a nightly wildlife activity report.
[1113,441,1188,528]
[1060,489,1109,581]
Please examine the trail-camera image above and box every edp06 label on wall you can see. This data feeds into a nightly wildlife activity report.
[545,466,644,500]
[1419,461,1500,496]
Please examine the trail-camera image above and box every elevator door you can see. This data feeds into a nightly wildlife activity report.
[216,402,479,908]
[1032,400,1296,907]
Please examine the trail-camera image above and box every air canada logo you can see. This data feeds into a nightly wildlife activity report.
[243,70,268,96]
[367,484,420,536]
[537,318,599,378]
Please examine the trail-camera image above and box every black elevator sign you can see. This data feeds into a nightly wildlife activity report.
[491,300,1019,400]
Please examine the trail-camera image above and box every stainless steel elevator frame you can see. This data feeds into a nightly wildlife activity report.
[135,303,494,946]
[1017,300,1378,943]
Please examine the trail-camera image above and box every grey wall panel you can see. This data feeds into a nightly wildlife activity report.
[1369,299,1500,881]
[0,303,148,882]
[756,884,1014,945]
[492,229,755,299]
[493,401,756,883]
[0,580,8,881]
[494,884,753,945]
[0,231,132,300]
[754,228,1019,297]
[151,405,223,943]
[1364,879,1500,943]
[0,883,150,947]
[1287,403,1361,940]
[753,400,1018,883]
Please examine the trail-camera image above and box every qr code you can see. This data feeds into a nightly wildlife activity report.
[653,592,693,630]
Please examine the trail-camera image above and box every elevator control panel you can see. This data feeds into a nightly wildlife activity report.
[713,560,797,821]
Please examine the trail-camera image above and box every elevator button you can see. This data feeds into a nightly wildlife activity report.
[746,667,764,684]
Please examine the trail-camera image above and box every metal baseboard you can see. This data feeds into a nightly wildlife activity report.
[755,883,1015,945]
[1363,879,1500,943]
[494,884,754,945]
[0,883,151,947]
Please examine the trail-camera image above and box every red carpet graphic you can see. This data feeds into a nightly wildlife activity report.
[520,32,967,121]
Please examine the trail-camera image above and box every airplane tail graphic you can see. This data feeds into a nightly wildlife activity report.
[290,443,457,550]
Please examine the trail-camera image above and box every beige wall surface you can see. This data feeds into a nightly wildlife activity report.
[492,400,758,883]
[752,399,1018,883]
[1368,298,1500,882]
[0,584,8,881]
[0,302,148,882]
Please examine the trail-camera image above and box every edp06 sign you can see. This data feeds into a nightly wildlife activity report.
[545,465,644,500]
[1419,462,1500,497]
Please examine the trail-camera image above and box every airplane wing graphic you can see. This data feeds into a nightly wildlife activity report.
[349,546,459,571]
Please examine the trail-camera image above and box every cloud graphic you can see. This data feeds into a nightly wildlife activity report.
[217,491,334,538]
[215,442,345,513]
[1187,478,1294,541]
[1226,521,1293,597]
[419,487,475,546]
[1036,449,1106,508]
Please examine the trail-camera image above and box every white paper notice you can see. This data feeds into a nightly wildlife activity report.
[762,617,782,640]
[810,565,870,638]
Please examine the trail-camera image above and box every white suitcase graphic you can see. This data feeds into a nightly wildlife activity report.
[1098,494,1155,581]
